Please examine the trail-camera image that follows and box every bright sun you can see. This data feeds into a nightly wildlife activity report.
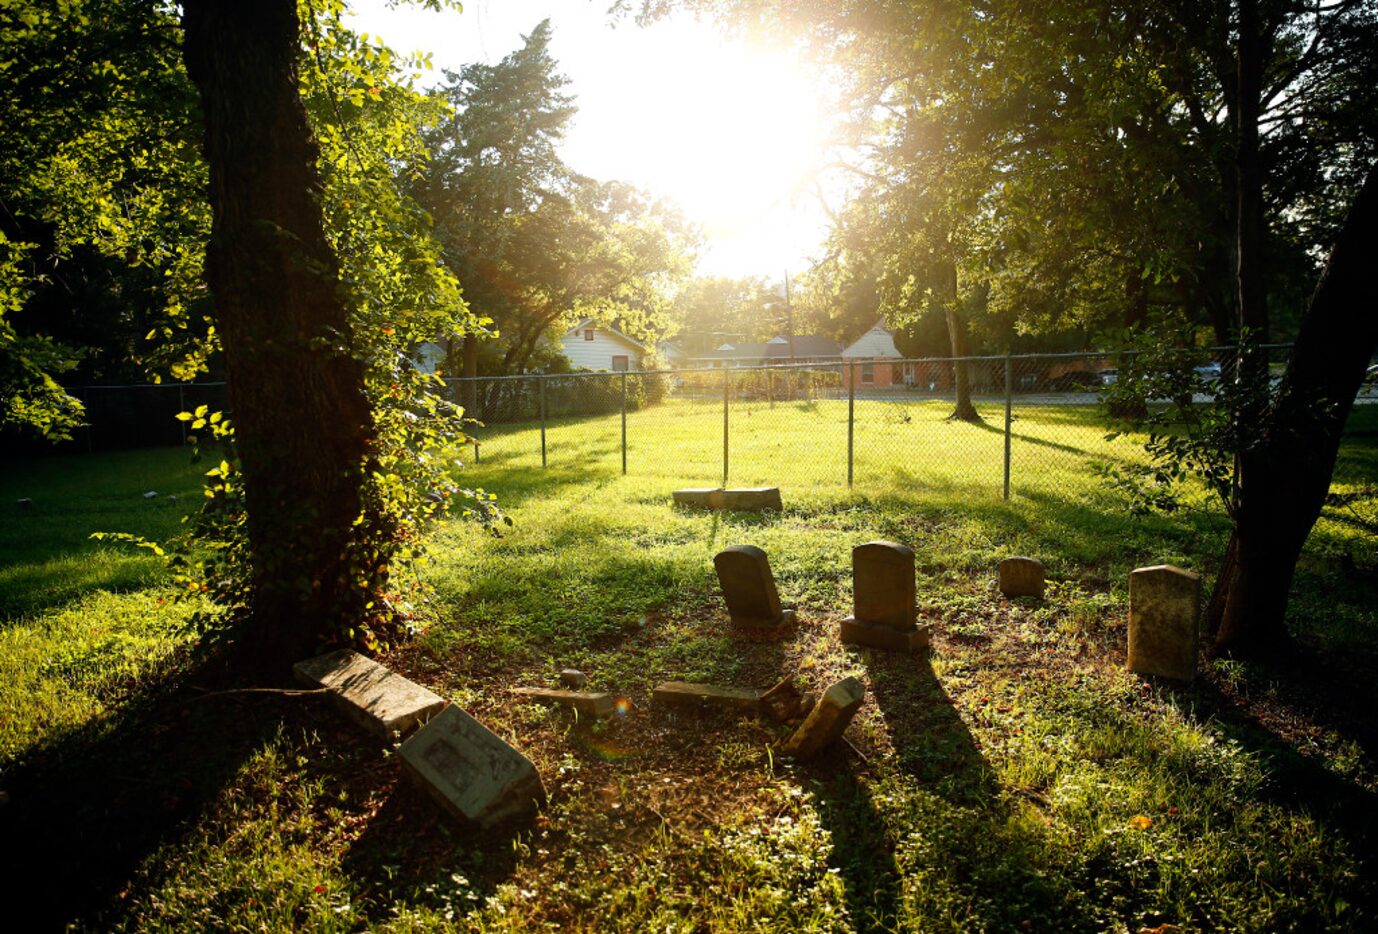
[347,1,837,278]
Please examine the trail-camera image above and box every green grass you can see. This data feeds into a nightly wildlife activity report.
[2,404,1377,931]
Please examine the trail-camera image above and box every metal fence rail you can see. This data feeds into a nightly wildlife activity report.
[21,348,1378,507]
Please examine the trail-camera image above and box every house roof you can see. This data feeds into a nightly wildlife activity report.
[688,334,840,361]
[563,318,646,351]
[841,321,904,359]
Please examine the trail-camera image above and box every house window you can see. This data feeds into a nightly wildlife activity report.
[611,355,629,372]
[861,362,875,384]
[584,328,595,341]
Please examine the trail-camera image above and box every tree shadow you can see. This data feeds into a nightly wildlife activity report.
[0,654,290,928]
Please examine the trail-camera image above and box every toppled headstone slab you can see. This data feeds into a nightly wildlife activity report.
[398,706,545,828]
[842,541,929,653]
[999,557,1046,598]
[714,545,795,633]
[513,687,615,719]
[779,676,866,761]
[672,488,726,509]
[673,488,782,512]
[653,681,762,713]
[294,649,447,740]
[759,676,814,722]
[1128,564,1200,681]
[558,668,587,689]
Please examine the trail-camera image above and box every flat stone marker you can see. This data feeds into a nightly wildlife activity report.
[1128,565,1200,681]
[558,669,587,689]
[513,687,615,719]
[653,681,762,713]
[294,649,448,740]
[779,676,866,761]
[714,545,795,633]
[841,541,930,653]
[673,488,726,509]
[759,676,813,722]
[999,556,1046,598]
[672,488,782,512]
[398,706,546,828]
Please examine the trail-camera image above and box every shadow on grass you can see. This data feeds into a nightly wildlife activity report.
[812,763,903,934]
[0,655,284,928]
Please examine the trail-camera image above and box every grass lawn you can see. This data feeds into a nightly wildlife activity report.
[2,402,1377,931]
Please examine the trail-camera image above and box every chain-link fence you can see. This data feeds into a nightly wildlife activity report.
[17,348,1377,508]
[443,347,1377,503]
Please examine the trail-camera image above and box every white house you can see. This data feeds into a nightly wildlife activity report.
[841,321,912,389]
[412,340,447,375]
[560,319,646,371]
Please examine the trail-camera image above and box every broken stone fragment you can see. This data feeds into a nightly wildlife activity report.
[759,676,814,722]
[398,706,546,828]
[558,668,587,689]
[778,676,866,761]
[512,687,615,719]
[652,681,762,713]
[998,556,1046,598]
[293,649,448,740]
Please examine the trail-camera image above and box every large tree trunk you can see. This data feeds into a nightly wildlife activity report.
[182,0,380,666]
[1210,165,1378,656]
[941,258,982,422]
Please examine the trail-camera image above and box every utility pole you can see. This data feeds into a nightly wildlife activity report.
[783,270,796,360]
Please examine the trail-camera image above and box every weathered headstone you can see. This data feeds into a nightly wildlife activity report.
[721,487,783,512]
[398,706,546,828]
[714,545,795,633]
[1127,564,1200,681]
[840,541,930,653]
[16,498,33,511]
[672,488,782,512]
[513,687,615,719]
[294,649,448,740]
[653,681,762,713]
[558,668,587,690]
[673,488,726,510]
[779,676,866,760]
[999,556,1046,598]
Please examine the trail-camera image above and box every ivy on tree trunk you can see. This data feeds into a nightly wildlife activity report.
[182,0,381,665]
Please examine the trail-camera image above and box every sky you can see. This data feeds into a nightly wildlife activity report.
[347,0,837,282]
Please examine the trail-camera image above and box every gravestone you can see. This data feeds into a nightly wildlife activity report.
[1127,565,1200,681]
[294,649,448,740]
[759,676,813,723]
[558,669,587,689]
[840,541,929,652]
[672,488,782,512]
[653,681,762,712]
[673,488,726,510]
[999,557,1046,598]
[398,706,546,828]
[714,545,795,632]
[779,676,866,760]
[513,687,615,719]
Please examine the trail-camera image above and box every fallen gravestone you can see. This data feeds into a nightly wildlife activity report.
[294,649,448,740]
[840,541,930,653]
[714,545,796,634]
[513,687,615,719]
[1127,564,1200,681]
[998,556,1046,598]
[653,681,762,713]
[672,487,783,512]
[559,669,587,689]
[398,706,546,828]
[779,676,866,761]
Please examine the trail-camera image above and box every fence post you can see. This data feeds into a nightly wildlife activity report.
[620,371,628,476]
[847,362,855,487]
[538,376,547,468]
[1003,354,1013,500]
[722,367,730,486]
